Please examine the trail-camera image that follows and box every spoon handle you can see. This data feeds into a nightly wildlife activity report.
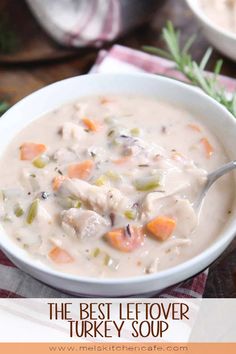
[207,160,236,187]
[194,160,236,210]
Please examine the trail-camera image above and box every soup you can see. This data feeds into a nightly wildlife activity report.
[199,0,236,34]
[0,95,233,278]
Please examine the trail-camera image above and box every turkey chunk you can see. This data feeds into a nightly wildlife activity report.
[61,208,109,240]
[142,195,197,237]
[60,178,132,214]
[60,122,86,141]
[53,148,76,164]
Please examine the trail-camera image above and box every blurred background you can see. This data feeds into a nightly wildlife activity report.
[0,0,235,297]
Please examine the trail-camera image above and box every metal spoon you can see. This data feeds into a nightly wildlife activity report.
[194,160,236,210]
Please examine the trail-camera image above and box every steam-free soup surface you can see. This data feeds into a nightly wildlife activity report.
[199,0,236,33]
[0,95,234,278]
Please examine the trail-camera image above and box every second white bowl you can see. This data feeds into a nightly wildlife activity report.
[186,0,236,61]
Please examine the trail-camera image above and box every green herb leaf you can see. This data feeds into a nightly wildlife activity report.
[27,199,39,224]
[143,21,236,117]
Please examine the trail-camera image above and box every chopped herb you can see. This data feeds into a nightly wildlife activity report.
[26,199,39,224]
[161,126,167,134]
[89,151,96,158]
[109,212,115,226]
[57,127,62,135]
[30,174,36,178]
[132,202,139,208]
[107,130,115,137]
[58,169,63,175]
[125,224,132,237]
[138,164,149,168]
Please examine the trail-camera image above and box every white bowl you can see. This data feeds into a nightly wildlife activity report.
[186,0,236,61]
[0,73,236,297]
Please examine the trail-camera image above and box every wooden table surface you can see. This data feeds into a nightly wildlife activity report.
[0,0,236,297]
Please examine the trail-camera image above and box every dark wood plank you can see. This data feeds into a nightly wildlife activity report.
[0,0,76,63]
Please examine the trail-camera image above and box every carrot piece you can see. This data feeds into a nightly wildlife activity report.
[82,118,100,132]
[52,175,67,191]
[49,247,74,264]
[146,216,176,241]
[188,124,202,132]
[200,137,213,158]
[68,160,94,180]
[112,156,131,165]
[20,142,46,161]
[105,226,144,252]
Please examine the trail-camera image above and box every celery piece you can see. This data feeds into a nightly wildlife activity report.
[14,205,24,217]
[3,214,12,222]
[104,117,114,124]
[27,199,39,224]
[124,209,136,220]
[0,190,5,202]
[74,200,82,208]
[105,170,121,181]
[134,176,161,192]
[66,197,82,209]
[92,248,101,258]
[130,128,140,137]
[94,175,107,186]
[58,197,81,209]
[33,155,49,169]
[104,254,111,266]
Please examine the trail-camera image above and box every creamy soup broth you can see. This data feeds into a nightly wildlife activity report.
[0,95,234,278]
[199,0,236,33]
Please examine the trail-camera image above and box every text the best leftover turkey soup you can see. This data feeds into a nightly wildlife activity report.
[0,96,234,278]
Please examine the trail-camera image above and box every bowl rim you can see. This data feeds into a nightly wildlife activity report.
[0,72,236,286]
[186,0,236,41]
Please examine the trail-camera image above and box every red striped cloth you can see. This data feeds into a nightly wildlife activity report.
[2,44,235,298]
[25,0,159,48]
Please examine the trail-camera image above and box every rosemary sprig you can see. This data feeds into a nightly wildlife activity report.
[143,21,236,117]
